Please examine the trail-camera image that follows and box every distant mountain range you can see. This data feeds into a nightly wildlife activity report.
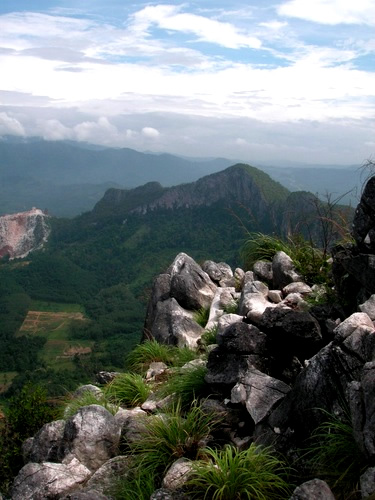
[0,137,363,217]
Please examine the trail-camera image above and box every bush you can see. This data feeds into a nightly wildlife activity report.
[105,373,151,408]
[188,444,292,499]
[160,364,209,408]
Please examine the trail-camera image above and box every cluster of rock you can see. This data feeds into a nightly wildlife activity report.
[8,178,375,499]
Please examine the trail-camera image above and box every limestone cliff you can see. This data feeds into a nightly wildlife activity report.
[0,208,50,259]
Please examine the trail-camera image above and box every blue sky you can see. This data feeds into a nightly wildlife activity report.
[0,0,374,164]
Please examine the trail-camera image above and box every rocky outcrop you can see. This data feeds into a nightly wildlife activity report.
[0,208,49,259]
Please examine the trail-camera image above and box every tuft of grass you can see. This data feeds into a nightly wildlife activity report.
[188,444,293,500]
[126,340,198,374]
[201,326,218,347]
[129,401,220,482]
[194,307,210,327]
[111,467,156,500]
[105,373,151,408]
[305,409,367,499]
[160,364,209,409]
[60,390,118,419]
[222,300,239,315]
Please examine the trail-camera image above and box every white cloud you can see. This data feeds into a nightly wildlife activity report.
[278,0,375,26]
[142,127,160,138]
[0,112,25,136]
[40,119,72,141]
[131,5,261,49]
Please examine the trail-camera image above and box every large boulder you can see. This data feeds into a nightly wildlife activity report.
[85,456,131,494]
[201,260,234,287]
[61,405,121,471]
[150,298,204,348]
[25,419,65,463]
[11,458,91,500]
[272,251,301,289]
[169,253,217,310]
[352,176,375,252]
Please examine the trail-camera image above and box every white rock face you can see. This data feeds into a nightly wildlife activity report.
[0,208,49,259]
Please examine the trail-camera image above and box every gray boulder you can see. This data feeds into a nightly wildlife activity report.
[282,282,312,296]
[143,272,172,339]
[216,313,243,337]
[11,458,91,500]
[272,251,301,289]
[151,298,204,348]
[289,479,335,499]
[202,260,234,287]
[360,466,375,498]
[359,294,375,321]
[25,419,65,463]
[352,176,375,252]
[162,458,194,490]
[115,407,148,444]
[73,384,102,398]
[169,253,217,310]
[253,260,273,285]
[85,455,131,494]
[216,322,268,355]
[61,405,121,471]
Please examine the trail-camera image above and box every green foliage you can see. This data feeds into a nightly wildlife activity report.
[194,307,210,327]
[105,373,151,408]
[160,364,209,408]
[241,232,291,269]
[222,299,239,314]
[128,401,219,490]
[112,467,156,500]
[0,382,56,493]
[200,326,218,347]
[60,390,118,419]
[188,444,292,500]
[126,340,197,374]
[305,410,367,499]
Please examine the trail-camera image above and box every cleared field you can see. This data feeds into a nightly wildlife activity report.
[17,309,92,371]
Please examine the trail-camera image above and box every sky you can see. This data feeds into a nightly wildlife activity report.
[0,0,374,165]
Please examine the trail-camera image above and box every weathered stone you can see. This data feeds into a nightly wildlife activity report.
[85,456,131,494]
[201,260,234,287]
[180,358,206,373]
[169,253,217,310]
[240,292,275,324]
[360,466,375,498]
[217,322,268,355]
[96,371,120,385]
[359,294,375,321]
[352,176,375,252]
[231,369,291,424]
[11,458,91,500]
[162,458,194,490]
[281,293,308,309]
[243,271,255,284]
[272,251,301,289]
[61,490,109,500]
[216,313,243,337]
[289,478,335,499]
[115,407,148,444]
[282,282,312,296]
[334,312,374,340]
[253,260,273,285]
[62,405,121,471]
[206,287,236,329]
[268,290,283,303]
[141,393,173,412]
[151,298,204,348]
[143,273,172,339]
[73,384,102,398]
[146,361,168,380]
[234,267,245,290]
[361,362,375,458]
[27,419,65,463]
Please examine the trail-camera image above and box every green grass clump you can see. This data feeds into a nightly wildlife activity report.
[61,390,118,419]
[306,410,367,499]
[188,444,292,500]
[194,307,210,327]
[200,326,218,347]
[105,373,151,408]
[126,340,198,374]
[160,364,209,408]
[222,300,239,314]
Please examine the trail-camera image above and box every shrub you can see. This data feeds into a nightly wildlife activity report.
[160,364,209,408]
[188,444,292,500]
[105,373,151,408]
[60,390,117,419]
[306,410,367,499]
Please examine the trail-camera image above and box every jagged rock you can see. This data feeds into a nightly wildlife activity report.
[150,298,204,348]
[180,358,206,372]
[282,282,312,296]
[260,306,322,361]
[360,467,375,498]
[162,458,194,490]
[115,406,147,440]
[216,313,243,337]
[360,362,375,459]
[352,176,375,252]
[169,253,217,310]
[146,361,168,380]
[143,273,172,338]
[239,291,275,324]
[216,322,268,355]
[359,294,375,321]
[205,348,267,393]
[73,384,102,398]
[96,371,121,385]
[85,456,131,494]
[201,260,234,287]
[272,251,301,289]
[61,405,121,471]
[61,490,109,500]
[253,260,273,285]
[206,287,236,329]
[234,267,245,289]
[289,478,335,499]
[231,369,291,424]
[243,270,255,284]
[11,458,91,500]
[281,292,308,310]
[25,419,65,463]
[334,312,374,340]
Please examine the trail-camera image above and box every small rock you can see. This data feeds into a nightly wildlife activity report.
[289,478,335,499]
[162,458,194,490]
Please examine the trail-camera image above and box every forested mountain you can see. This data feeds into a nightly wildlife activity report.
[0,164,352,398]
